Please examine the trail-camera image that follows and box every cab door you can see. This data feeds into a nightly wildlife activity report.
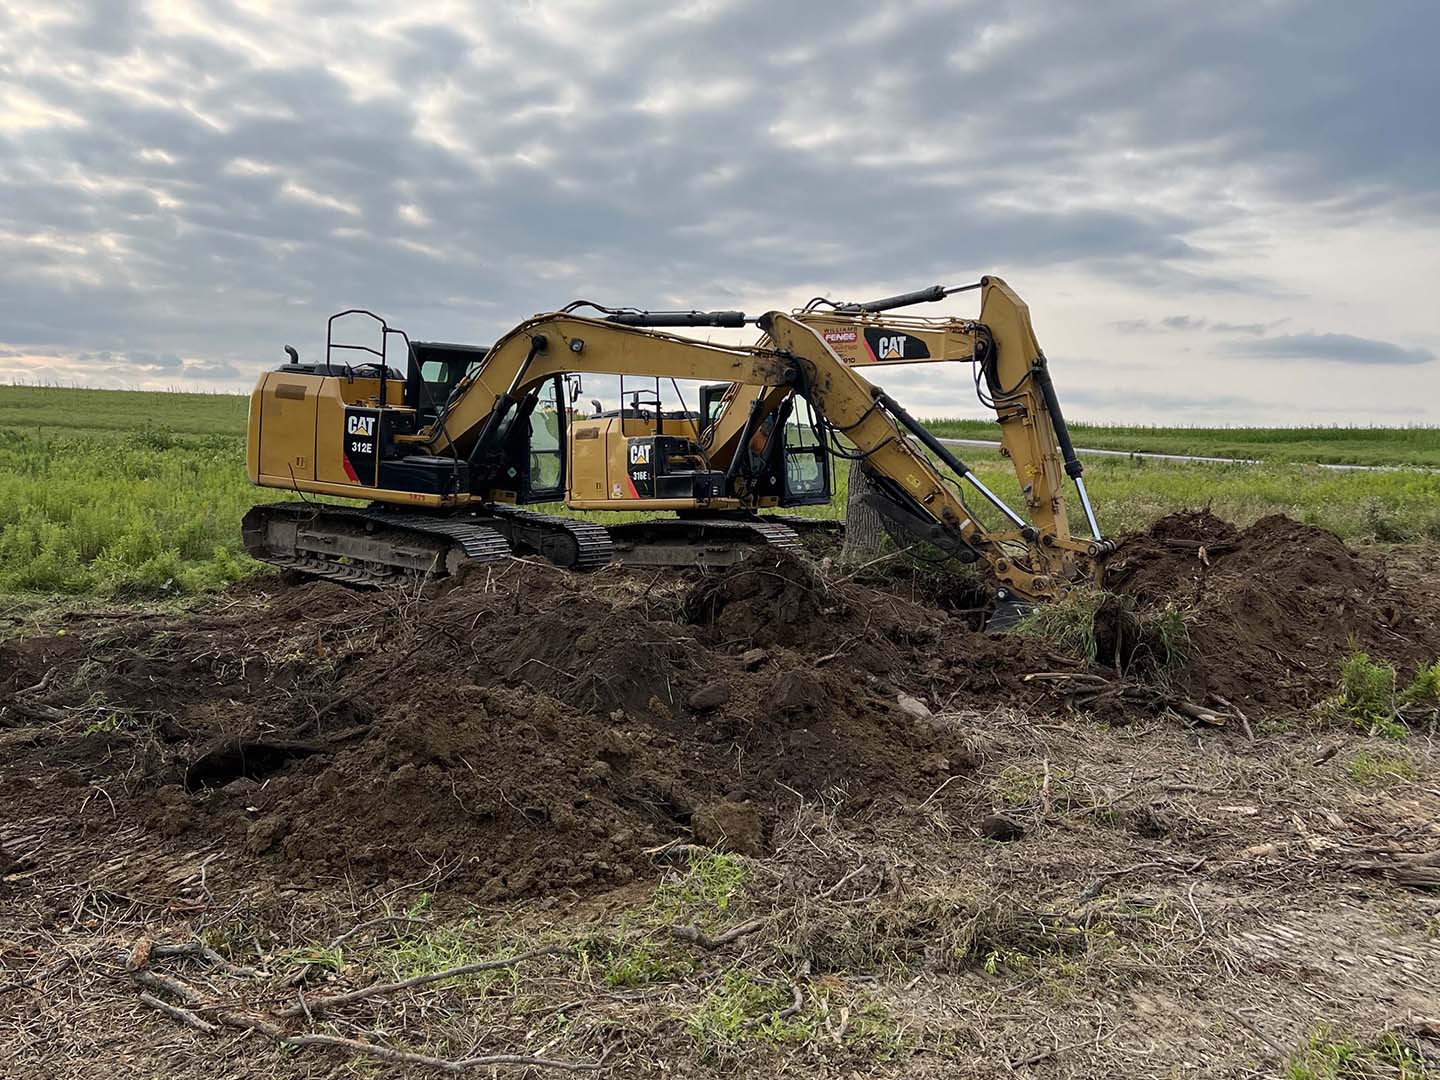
[777,397,831,507]
[522,376,566,502]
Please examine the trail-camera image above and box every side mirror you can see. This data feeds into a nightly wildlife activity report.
[569,376,581,403]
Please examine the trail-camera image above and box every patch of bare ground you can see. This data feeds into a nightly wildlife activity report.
[2,519,1440,1078]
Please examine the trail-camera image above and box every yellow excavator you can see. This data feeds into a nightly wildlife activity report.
[244,276,1107,602]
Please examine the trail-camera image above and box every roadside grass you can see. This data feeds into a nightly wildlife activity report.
[926,417,1440,469]
[4,384,1440,598]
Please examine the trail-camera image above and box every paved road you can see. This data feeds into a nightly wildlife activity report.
[935,437,1434,474]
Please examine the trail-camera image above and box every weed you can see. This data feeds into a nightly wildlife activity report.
[1285,1026,1434,1079]
[1013,588,1107,662]
[82,713,122,735]
[993,762,1075,808]
[1324,651,1406,737]
[1345,751,1418,787]
[1399,660,1440,707]
[1148,603,1193,671]
[600,942,686,987]
[1363,498,1414,543]
[655,852,749,917]
[281,944,345,971]
[379,921,531,994]
[685,971,902,1058]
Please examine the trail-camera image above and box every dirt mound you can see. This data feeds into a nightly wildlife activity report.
[0,557,1043,901]
[8,514,1434,901]
[1107,511,1440,708]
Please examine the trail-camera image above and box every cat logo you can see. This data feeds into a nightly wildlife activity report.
[863,327,930,361]
[628,441,650,466]
[876,335,907,360]
[346,414,376,436]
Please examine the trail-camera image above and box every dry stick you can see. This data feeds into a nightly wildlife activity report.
[1009,1035,1095,1070]
[668,917,769,951]
[150,941,262,978]
[817,863,869,901]
[132,958,600,1072]
[919,773,965,809]
[1220,1006,1290,1057]
[284,1033,602,1073]
[131,968,284,1039]
[137,991,218,1033]
[277,944,569,1019]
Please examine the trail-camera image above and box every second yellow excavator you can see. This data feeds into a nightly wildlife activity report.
[243,277,1107,603]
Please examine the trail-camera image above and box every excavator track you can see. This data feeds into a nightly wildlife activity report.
[485,506,615,571]
[606,517,804,568]
[243,503,512,586]
[763,514,845,535]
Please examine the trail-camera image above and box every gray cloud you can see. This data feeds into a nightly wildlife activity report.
[1229,333,1435,366]
[0,0,1437,421]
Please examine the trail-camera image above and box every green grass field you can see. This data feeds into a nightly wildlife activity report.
[2,384,1438,597]
[925,418,1440,468]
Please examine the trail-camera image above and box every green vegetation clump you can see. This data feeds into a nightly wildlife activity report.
[1284,1027,1435,1080]
[1332,652,1400,732]
[655,852,749,916]
[1012,587,1189,674]
[1324,651,1440,737]
[1399,660,1440,707]
[1345,751,1419,787]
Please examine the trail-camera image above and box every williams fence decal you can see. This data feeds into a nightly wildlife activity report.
[863,327,931,362]
[343,407,379,484]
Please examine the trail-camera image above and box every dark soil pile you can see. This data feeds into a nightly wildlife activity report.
[1106,511,1440,708]
[0,558,1054,901]
[7,513,1436,902]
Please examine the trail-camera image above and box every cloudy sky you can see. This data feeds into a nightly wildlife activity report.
[2,0,1437,423]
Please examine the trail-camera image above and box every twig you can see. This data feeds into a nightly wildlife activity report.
[130,968,284,1038]
[129,951,599,1071]
[1220,1006,1289,1057]
[818,864,869,900]
[919,773,965,809]
[668,917,768,951]
[329,914,430,949]
[277,944,568,1018]
[137,991,218,1033]
[1009,1036,1094,1070]
[151,940,262,978]
[1185,881,1207,938]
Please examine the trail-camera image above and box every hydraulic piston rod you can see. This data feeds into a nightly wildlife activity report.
[874,390,1035,538]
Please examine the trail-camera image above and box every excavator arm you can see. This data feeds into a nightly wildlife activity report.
[794,276,1103,548]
